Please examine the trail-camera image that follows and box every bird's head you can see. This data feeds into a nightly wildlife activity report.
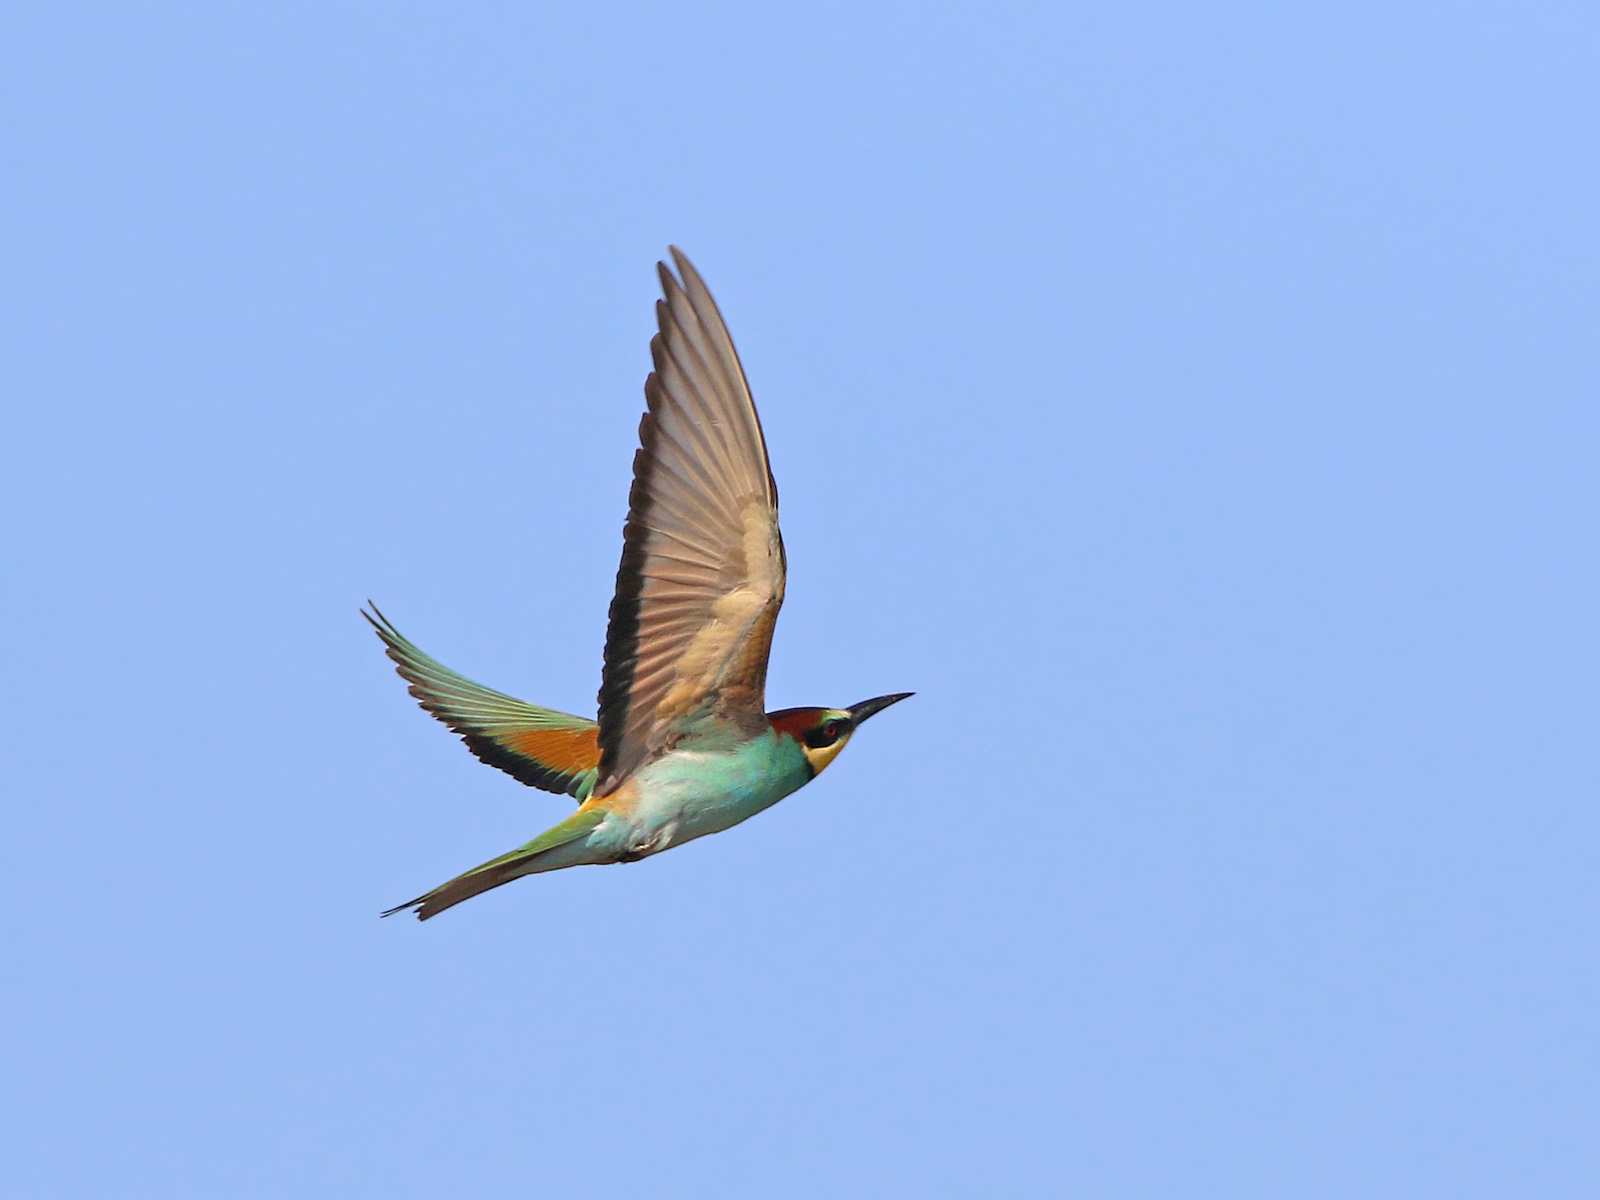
[769,692,914,776]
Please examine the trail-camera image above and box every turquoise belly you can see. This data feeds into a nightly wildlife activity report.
[631,730,813,844]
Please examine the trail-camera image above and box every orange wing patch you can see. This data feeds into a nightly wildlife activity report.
[501,725,601,781]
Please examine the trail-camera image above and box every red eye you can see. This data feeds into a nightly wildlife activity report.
[803,718,849,750]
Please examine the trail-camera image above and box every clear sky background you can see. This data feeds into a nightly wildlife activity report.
[3,3,1596,1197]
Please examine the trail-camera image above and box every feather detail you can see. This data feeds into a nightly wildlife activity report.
[365,605,600,800]
[595,248,786,796]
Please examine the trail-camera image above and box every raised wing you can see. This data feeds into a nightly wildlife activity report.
[594,248,785,795]
[365,606,600,800]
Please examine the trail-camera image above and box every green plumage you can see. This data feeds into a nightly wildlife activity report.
[380,807,608,919]
[364,606,600,800]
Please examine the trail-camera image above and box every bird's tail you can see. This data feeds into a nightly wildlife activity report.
[383,807,606,921]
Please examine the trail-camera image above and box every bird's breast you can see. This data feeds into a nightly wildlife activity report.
[620,730,813,847]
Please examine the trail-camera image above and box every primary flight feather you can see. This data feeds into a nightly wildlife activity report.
[371,249,910,920]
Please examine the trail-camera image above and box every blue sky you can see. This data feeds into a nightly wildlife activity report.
[3,3,1596,1196]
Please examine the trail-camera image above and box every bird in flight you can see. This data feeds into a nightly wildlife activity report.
[369,248,911,919]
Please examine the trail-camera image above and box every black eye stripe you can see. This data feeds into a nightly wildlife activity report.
[803,719,850,750]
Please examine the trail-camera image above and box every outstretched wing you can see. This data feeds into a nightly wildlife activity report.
[366,606,600,800]
[594,248,786,796]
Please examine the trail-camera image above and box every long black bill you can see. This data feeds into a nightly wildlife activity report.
[847,692,914,726]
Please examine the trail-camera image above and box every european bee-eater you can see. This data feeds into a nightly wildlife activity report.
[370,249,911,919]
